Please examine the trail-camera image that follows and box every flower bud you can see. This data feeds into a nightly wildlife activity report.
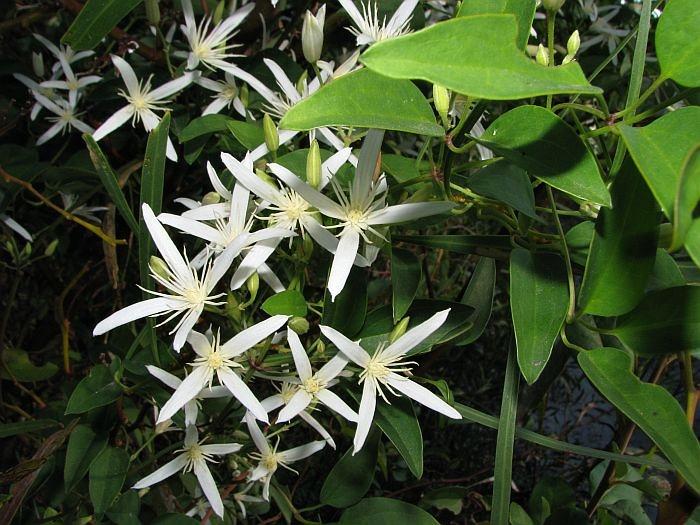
[306,139,322,189]
[542,0,565,12]
[240,83,249,107]
[536,44,550,66]
[44,238,59,256]
[263,114,279,153]
[201,191,221,206]
[226,293,242,322]
[302,5,325,64]
[301,234,314,259]
[296,70,309,94]
[145,0,160,26]
[32,52,44,77]
[433,84,451,128]
[149,255,170,280]
[316,339,326,355]
[389,317,410,344]
[256,168,277,188]
[246,272,259,301]
[289,316,310,335]
[563,30,580,64]
[213,0,225,25]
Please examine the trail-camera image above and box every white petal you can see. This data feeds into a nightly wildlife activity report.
[319,325,369,367]
[173,304,203,351]
[258,263,286,293]
[315,354,349,383]
[279,440,325,463]
[200,443,242,455]
[317,126,348,156]
[71,117,94,135]
[320,147,353,190]
[220,64,277,105]
[298,410,336,449]
[218,367,268,422]
[156,365,209,423]
[93,297,182,335]
[277,390,313,422]
[368,202,454,225]
[221,2,255,32]
[287,328,312,381]
[261,394,285,412]
[221,152,281,204]
[142,203,191,278]
[220,315,289,356]
[132,454,187,488]
[207,161,232,200]
[268,163,345,219]
[184,400,198,426]
[146,365,182,390]
[381,308,450,361]
[166,135,178,162]
[92,105,135,141]
[194,461,224,518]
[13,73,41,91]
[187,330,213,357]
[230,238,280,291]
[149,71,197,100]
[36,121,65,145]
[386,0,419,33]
[158,213,221,244]
[229,182,251,231]
[352,130,384,202]
[263,59,299,103]
[301,217,369,267]
[182,202,230,220]
[353,379,377,454]
[327,228,359,300]
[316,388,358,423]
[111,55,140,95]
[245,412,271,454]
[0,214,32,242]
[337,0,367,29]
[386,374,462,419]
[199,385,231,399]
[181,0,196,32]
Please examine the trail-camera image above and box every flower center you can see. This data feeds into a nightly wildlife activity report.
[66,78,80,91]
[183,284,208,305]
[345,208,369,230]
[262,453,278,472]
[280,384,297,403]
[365,357,389,380]
[130,94,149,111]
[302,377,323,394]
[207,351,225,370]
[222,85,238,100]
[186,443,205,462]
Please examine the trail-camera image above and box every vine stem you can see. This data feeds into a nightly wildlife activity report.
[546,186,576,323]
[545,9,556,109]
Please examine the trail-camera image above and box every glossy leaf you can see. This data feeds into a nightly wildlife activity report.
[361,16,601,100]
[466,161,536,218]
[510,249,569,384]
[578,159,659,316]
[261,290,308,317]
[610,286,700,356]
[62,0,143,50]
[89,446,130,515]
[578,347,700,493]
[179,114,232,143]
[340,498,440,525]
[323,266,368,337]
[320,429,380,508]
[648,249,685,292]
[455,257,496,346]
[478,106,611,207]
[64,424,108,491]
[375,397,423,478]
[0,348,58,382]
[280,68,443,137]
[456,0,536,50]
[565,221,594,267]
[65,365,122,414]
[0,419,58,438]
[226,121,265,151]
[391,247,422,322]
[655,0,700,87]
[672,145,700,257]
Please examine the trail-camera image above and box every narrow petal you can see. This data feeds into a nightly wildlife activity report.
[316,388,358,422]
[302,217,370,267]
[287,328,312,381]
[268,163,345,219]
[0,214,32,242]
[220,315,289,356]
[337,0,367,29]
[320,147,353,190]
[200,443,242,455]
[352,130,384,203]
[261,394,285,412]
[182,202,230,220]
[142,203,191,278]
[381,308,450,361]
[36,121,65,146]
[327,228,359,300]
[315,354,349,383]
[184,400,198,426]
[298,411,336,449]
[92,105,135,141]
[221,152,281,204]
[229,182,251,231]
[173,304,203,351]
[194,461,224,518]
[387,374,462,419]
[146,365,182,390]
[180,0,196,31]
[158,213,221,244]
[132,454,188,489]
[218,368,268,422]
[386,0,419,33]
[245,412,271,455]
[149,71,197,100]
[111,55,140,95]
[368,201,455,226]
[353,379,377,453]
[318,325,369,367]
[258,263,285,293]
[263,59,299,103]
[93,297,182,335]
[279,440,325,463]
[156,365,209,423]
[199,385,231,399]
[186,330,213,357]
[277,390,313,422]
[220,64,277,104]
[230,238,280,291]
[316,126,347,156]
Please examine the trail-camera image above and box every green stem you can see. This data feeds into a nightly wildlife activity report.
[545,10,556,109]
[552,103,607,120]
[546,186,576,322]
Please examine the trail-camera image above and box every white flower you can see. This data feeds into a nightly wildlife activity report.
[33,33,94,76]
[30,92,93,145]
[269,130,454,299]
[59,192,107,223]
[146,364,231,426]
[156,318,289,424]
[276,328,358,425]
[93,203,284,350]
[38,54,101,107]
[13,73,56,121]
[197,72,247,116]
[320,309,462,453]
[302,5,326,64]
[245,413,326,501]
[0,214,32,242]
[92,55,197,161]
[133,425,241,518]
[180,0,255,71]
[337,0,419,46]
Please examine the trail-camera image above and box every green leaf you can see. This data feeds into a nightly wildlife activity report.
[84,135,139,234]
[323,266,368,337]
[394,234,512,259]
[321,429,380,508]
[179,114,233,143]
[391,247,422,322]
[466,161,537,219]
[578,347,700,493]
[280,68,443,137]
[361,16,601,100]
[340,498,440,525]
[89,446,130,515]
[578,159,659,317]
[609,286,700,355]
[0,348,58,382]
[62,0,143,50]
[565,221,595,267]
[0,419,58,439]
[510,502,535,525]
[226,120,265,151]
[64,424,108,491]
[65,365,122,414]
[421,486,469,515]
[491,344,519,525]
[648,249,685,292]
[510,249,569,384]
[454,256,496,346]
[655,0,700,87]
[456,0,536,50]
[478,106,611,207]
[375,396,423,478]
[152,515,200,525]
[106,491,140,525]
[529,476,576,520]
[382,154,427,187]
[261,290,307,317]
[672,145,700,256]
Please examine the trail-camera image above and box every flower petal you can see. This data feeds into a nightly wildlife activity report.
[218,367,269,423]
[173,304,202,351]
[298,410,336,449]
[327,228,360,300]
[200,443,242,455]
[220,315,289,356]
[279,440,326,463]
[318,324,369,367]
[149,71,198,100]
[353,379,377,454]
[316,388,358,423]
[93,297,182,335]
[146,365,182,390]
[92,105,135,141]
[381,308,450,361]
[230,239,280,291]
[263,59,299,103]
[142,203,191,278]
[352,130,384,203]
[194,461,224,518]
[386,374,462,419]
[245,412,271,454]
[157,213,221,244]
[132,454,188,489]
[187,330,213,357]
[277,390,312,422]
[368,201,454,225]
[315,354,349,383]
[286,328,313,381]
[156,365,209,423]
[268,163,345,220]
[221,152,281,204]
[111,55,140,95]
[386,0,419,34]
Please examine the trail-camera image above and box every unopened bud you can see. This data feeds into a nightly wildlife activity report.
[536,44,550,66]
[44,238,59,256]
[563,30,580,64]
[226,293,242,321]
[213,0,225,25]
[389,317,410,344]
[246,272,259,301]
[149,256,170,280]
[256,168,277,188]
[263,114,279,153]
[201,191,221,206]
[307,139,322,189]
[240,84,249,107]
[301,234,314,259]
[316,339,326,355]
[302,5,325,64]
[542,0,565,12]
[433,84,451,128]
[296,70,308,95]
[32,52,44,77]
[289,317,310,335]
[144,0,160,25]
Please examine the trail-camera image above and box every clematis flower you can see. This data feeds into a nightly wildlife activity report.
[180,0,255,71]
[133,425,241,518]
[33,33,94,76]
[337,0,419,46]
[59,192,107,223]
[92,55,197,161]
[197,72,247,116]
[320,309,462,453]
[93,203,285,350]
[30,92,93,145]
[38,54,101,107]
[13,73,57,121]
[156,318,290,424]
[268,130,454,299]
[146,364,231,426]
[245,413,326,500]
[276,328,358,425]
